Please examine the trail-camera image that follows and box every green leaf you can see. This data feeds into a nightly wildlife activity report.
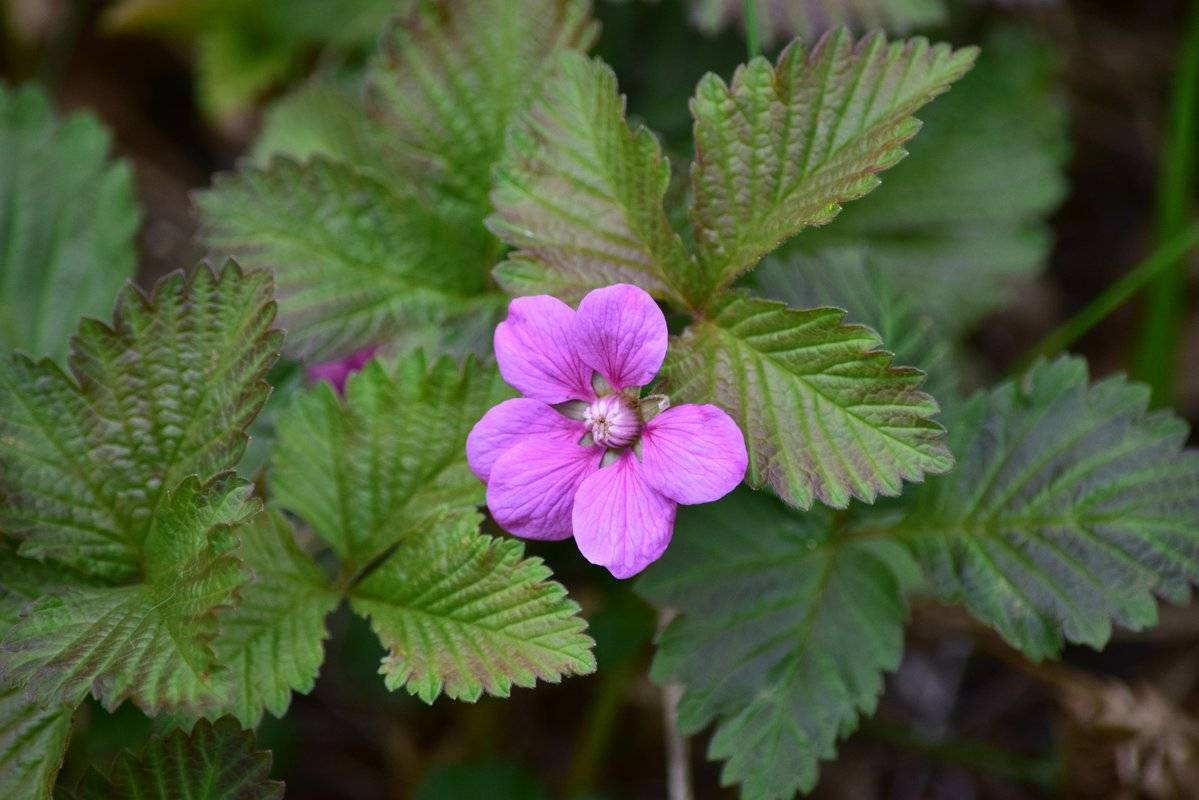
[0,263,279,581]
[689,0,947,45]
[200,156,504,362]
[271,352,508,570]
[895,357,1199,660]
[0,540,102,629]
[349,516,595,702]
[666,291,952,509]
[201,507,338,727]
[754,249,956,401]
[251,80,394,170]
[787,31,1069,332]
[489,51,694,305]
[0,83,138,361]
[72,717,283,800]
[0,684,72,800]
[369,0,598,209]
[641,488,913,799]
[687,29,976,299]
[0,475,255,714]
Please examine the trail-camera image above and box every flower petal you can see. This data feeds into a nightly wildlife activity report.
[640,404,748,505]
[574,284,667,391]
[307,345,379,394]
[487,436,602,541]
[467,398,584,483]
[495,295,594,403]
[572,451,676,578]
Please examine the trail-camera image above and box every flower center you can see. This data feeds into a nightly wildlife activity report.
[584,394,641,449]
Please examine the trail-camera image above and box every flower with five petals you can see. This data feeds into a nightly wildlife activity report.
[467,284,747,578]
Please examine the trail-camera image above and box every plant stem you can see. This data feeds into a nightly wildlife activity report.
[860,718,1060,791]
[1016,221,1199,372]
[1132,1,1199,405]
[662,680,693,800]
[658,610,693,800]
[743,0,761,59]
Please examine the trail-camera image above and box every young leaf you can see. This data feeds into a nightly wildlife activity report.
[0,475,255,714]
[896,357,1199,660]
[369,0,599,208]
[786,31,1069,332]
[688,29,976,299]
[641,488,914,799]
[200,156,504,362]
[665,291,952,509]
[688,0,947,46]
[489,51,695,305]
[349,515,595,702]
[203,507,338,727]
[0,84,138,361]
[0,263,279,581]
[71,717,283,800]
[271,353,509,571]
[0,684,72,800]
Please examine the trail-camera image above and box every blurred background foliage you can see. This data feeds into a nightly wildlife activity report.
[1,0,1198,798]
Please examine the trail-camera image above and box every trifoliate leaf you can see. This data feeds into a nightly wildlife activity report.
[200,156,504,362]
[688,0,947,45]
[755,249,956,400]
[0,263,279,581]
[641,488,914,799]
[688,29,976,298]
[0,684,72,800]
[349,515,595,702]
[369,0,598,209]
[666,291,952,509]
[199,507,338,727]
[0,83,138,361]
[895,357,1199,660]
[72,717,283,800]
[489,51,695,305]
[271,353,509,571]
[788,31,1069,332]
[0,475,255,713]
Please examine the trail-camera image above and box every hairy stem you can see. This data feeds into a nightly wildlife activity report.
[1017,221,1199,372]
[1132,1,1199,404]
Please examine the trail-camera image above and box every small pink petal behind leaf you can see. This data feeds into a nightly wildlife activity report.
[467,398,584,482]
[641,404,748,505]
[573,451,676,579]
[574,284,667,391]
[495,295,594,403]
[307,345,379,394]
[488,437,603,541]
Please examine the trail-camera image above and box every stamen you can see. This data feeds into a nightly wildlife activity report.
[583,394,641,449]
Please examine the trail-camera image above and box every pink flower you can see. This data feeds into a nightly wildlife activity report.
[307,345,379,394]
[467,284,748,579]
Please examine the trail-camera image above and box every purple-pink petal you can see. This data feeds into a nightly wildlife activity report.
[640,404,748,505]
[467,398,584,483]
[487,436,603,541]
[574,284,667,391]
[572,451,677,579]
[307,345,379,395]
[495,295,595,403]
